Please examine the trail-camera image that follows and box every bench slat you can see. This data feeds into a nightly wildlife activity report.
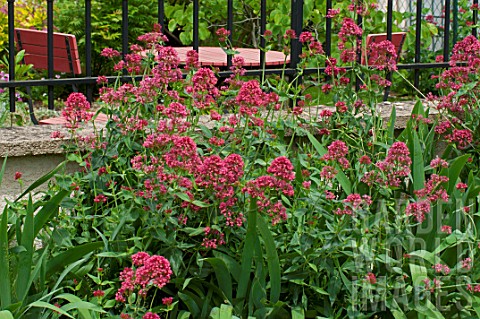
[15,28,82,74]
[23,55,82,75]
[19,43,80,60]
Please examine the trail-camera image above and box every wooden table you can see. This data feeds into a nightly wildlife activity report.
[173,46,289,67]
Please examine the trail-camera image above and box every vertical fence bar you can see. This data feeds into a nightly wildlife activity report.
[414,0,422,88]
[386,0,393,40]
[85,0,93,102]
[355,7,363,91]
[227,0,233,68]
[473,0,478,37]
[7,0,15,112]
[444,0,451,61]
[122,0,128,77]
[260,0,266,69]
[384,0,393,101]
[290,0,303,70]
[325,0,332,57]
[47,0,54,110]
[193,0,199,51]
[158,0,165,29]
[452,0,458,44]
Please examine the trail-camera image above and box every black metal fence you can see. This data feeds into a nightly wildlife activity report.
[1,0,479,118]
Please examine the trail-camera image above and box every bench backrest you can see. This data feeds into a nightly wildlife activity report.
[14,28,82,75]
[362,32,406,66]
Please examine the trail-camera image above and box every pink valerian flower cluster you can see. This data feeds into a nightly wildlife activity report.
[365,272,377,284]
[186,68,220,109]
[299,32,325,58]
[137,23,168,49]
[366,40,398,71]
[430,157,448,169]
[423,277,442,292]
[441,225,452,234]
[216,28,230,42]
[338,18,362,51]
[414,174,449,202]
[62,92,93,129]
[405,200,431,223]
[143,312,160,319]
[348,1,377,16]
[446,129,473,149]
[449,35,480,68]
[185,50,200,70]
[467,284,480,293]
[116,252,172,303]
[236,80,279,117]
[100,47,120,58]
[242,157,295,225]
[461,257,473,270]
[195,154,245,227]
[320,140,349,181]
[326,8,341,18]
[432,263,451,275]
[325,58,347,78]
[406,171,448,223]
[362,142,411,188]
[335,193,372,216]
[202,226,226,249]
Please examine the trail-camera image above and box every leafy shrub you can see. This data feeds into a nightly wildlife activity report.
[36,13,480,318]
[54,0,159,75]
[0,0,46,56]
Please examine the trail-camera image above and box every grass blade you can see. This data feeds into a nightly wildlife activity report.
[256,215,281,303]
[236,200,258,312]
[16,195,35,303]
[409,130,425,192]
[204,258,233,302]
[386,105,396,145]
[15,161,66,202]
[0,206,11,308]
[46,242,103,277]
[33,190,69,238]
[29,301,74,318]
[0,311,14,319]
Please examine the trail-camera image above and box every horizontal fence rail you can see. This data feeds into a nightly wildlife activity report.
[0,0,479,120]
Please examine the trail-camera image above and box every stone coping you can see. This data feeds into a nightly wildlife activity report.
[0,100,436,158]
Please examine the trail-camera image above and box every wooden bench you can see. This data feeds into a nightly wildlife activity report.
[362,32,406,66]
[14,28,82,124]
[362,32,406,100]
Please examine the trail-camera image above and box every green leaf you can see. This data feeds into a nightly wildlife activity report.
[443,154,469,194]
[409,250,438,264]
[291,306,305,319]
[47,242,103,276]
[16,196,35,303]
[29,301,74,318]
[199,124,212,139]
[178,292,200,318]
[409,264,427,285]
[410,130,425,191]
[236,200,258,311]
[0,207,11,308]
[415,299,445,319]
[256,215,281,303]
[15,161,66,201]
[0,311,14,319]
[33,190,70,237]
[177,310,191,319]
[386,106,396,145]
[204,258,232,302]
